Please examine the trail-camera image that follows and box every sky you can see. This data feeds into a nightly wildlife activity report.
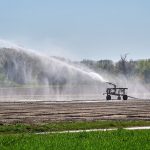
[0,0,150,61]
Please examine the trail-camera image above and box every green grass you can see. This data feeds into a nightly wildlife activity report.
[1,121,150,150]
[0,129,150,150]
[1,120,150,134]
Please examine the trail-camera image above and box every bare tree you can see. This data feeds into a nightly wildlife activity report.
[117,53,129,75]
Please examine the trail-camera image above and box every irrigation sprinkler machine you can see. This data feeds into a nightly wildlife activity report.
[103,82,128,100]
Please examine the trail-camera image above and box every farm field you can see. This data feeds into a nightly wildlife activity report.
[0,99,150,124]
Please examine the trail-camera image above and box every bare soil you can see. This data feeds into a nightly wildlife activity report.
[0,100,150,124]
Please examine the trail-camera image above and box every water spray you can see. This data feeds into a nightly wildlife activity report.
[0,39,108,85]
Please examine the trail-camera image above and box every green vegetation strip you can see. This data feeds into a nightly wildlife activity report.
[0,129,150,150]
[1,120,150,134]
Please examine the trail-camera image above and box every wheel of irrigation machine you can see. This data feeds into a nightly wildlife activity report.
[123,95,128,100]
[106,95,111,100]
[117,96,121,100]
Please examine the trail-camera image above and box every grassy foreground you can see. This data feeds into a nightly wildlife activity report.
[0,129,150,150]
[1,120,150,134]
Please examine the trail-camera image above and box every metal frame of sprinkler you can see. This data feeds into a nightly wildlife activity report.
[103,82,128,100]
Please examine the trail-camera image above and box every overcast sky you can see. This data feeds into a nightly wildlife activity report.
[0,0,150,61]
